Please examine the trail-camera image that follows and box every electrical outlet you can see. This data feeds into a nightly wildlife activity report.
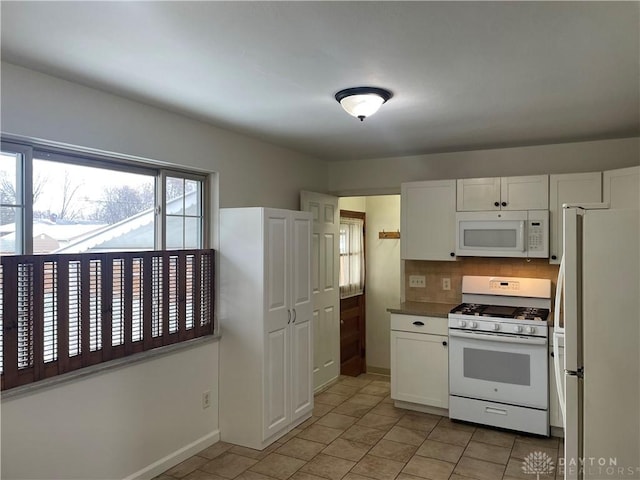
[409,275,426,288]
[442,278,451,291]
[202,390,211,409]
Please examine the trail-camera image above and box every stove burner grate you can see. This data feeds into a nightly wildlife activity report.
[450,303,549,321]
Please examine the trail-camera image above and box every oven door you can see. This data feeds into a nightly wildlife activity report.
[448,329,548,409]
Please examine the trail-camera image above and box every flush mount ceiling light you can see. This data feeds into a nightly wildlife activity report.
[334,86,393,121]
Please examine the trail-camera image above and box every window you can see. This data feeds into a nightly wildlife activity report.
[0,140,214,391]
[0,145,31,255]
[339,214,365,298]
[1,144,209,254]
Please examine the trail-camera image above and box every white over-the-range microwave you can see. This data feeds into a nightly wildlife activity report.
[455,210,549,258]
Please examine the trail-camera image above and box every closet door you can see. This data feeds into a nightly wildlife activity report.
[263,210,290,438]
[290,212,313,422]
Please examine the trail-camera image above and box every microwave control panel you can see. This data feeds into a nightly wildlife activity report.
[526,210,549,257]
[527,220,545,251]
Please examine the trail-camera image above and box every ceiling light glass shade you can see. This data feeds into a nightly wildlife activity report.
[335,87,393,121]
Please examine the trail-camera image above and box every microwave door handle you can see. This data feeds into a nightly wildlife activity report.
[520,220,526,252]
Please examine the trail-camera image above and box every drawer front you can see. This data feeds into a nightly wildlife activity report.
[390,314,448,335]
[449,395,549,436]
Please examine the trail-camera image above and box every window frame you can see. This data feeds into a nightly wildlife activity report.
[1,139,210,254]
[159,169,209,251]
[1,142,34,254]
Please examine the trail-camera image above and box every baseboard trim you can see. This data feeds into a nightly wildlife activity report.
[394,400,448,417]
[366,366,391,376]
[314,375,340,394]
[124,429,220,480]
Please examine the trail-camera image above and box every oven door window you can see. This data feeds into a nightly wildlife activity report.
[448,333,548,409]
[463,348,530,386]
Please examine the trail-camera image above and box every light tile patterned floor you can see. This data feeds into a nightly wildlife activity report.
[157,374,564,480]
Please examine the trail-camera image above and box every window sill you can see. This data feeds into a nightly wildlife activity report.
[1,334,220,401]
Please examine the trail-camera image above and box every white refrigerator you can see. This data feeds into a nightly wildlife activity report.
[554,204,640,480]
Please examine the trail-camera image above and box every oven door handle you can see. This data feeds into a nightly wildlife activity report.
[448,329,547,346]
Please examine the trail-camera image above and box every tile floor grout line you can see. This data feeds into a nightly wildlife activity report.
[159,374,562,480]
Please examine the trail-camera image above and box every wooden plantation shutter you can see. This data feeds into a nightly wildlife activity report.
[0,249,215,391]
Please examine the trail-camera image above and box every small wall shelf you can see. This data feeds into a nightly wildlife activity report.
[379,230,401,239]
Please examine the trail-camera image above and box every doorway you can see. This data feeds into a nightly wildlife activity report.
[339,210,366,376]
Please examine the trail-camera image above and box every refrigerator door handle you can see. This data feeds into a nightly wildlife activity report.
[553,255,564,333]
[553,331,566,426]
[553,255,566,426]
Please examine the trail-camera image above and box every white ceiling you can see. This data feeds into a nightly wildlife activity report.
[1,1,638,161]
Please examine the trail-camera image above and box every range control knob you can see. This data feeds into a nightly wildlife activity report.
[458,320,467,327]
[493,323,500,331]
[470,321,478,328]
[513,325,523,333]
[526,326,536,334]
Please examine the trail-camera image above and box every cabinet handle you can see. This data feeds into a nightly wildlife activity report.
[494,201,500,207]
[485,406,507,416]
[292,309,297,323]
[550,351,555,357]
[551,255,557,260]
[412,321,424,326]
[287,309,291,324]
[442,341,448,346]
[450,252,455,257]
[501,201,507,207]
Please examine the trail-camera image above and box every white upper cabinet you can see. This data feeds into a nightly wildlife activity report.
[549,172,602,264]
[457,175,549,211]
[603,165,640,209]
[401,180,457,261]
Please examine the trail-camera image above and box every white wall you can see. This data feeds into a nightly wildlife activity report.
[339,196,367,212]
[1,341,219,480]
[0,62,329,480]
[363,196,401,372]
[329,137,640,195]
[1,62,328,209]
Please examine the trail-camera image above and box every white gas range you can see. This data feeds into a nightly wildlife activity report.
[448,276,551,436]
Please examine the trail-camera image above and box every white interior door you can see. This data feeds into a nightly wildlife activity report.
[300,191,340,391]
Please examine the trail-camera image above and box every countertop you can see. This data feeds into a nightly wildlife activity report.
[387,301,458,319]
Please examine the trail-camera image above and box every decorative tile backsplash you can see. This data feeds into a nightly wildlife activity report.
[404,258,560,304]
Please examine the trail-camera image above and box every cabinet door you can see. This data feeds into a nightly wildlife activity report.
[549,172,602,264]
[265,211,290,334]
[264,326,290,438]
[603,166,640,209]
[290,317,313,423]
[401,180,457,260]
[290,212,313,423]
[391,331,449,408]
[457,178,501,211]
[263,211,290,439]
[501,175,549,210]
[549,345,565,429]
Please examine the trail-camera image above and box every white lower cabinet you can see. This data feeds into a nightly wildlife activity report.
[390,314,449,410]
[220,207,313,450]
